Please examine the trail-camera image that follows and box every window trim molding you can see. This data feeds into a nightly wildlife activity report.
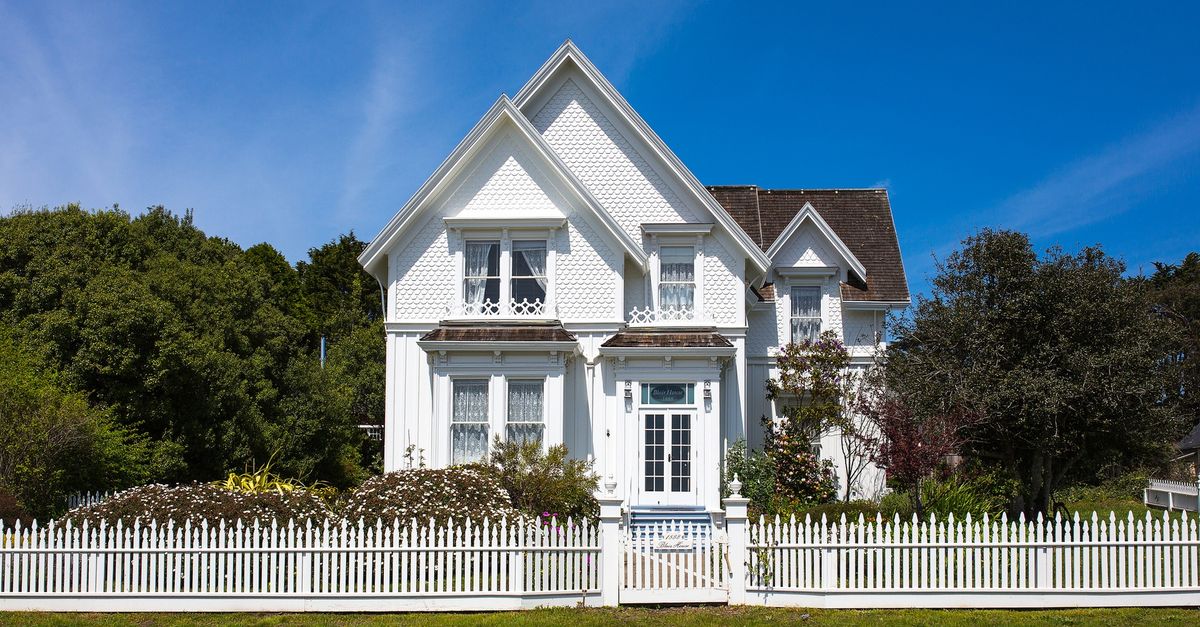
[646,233,706,319]
[787,283,825,341]
[451,227,558,317]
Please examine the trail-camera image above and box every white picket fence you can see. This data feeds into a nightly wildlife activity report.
[0,517,600,611]
[1145,479,1200,513]
[64,492,112,510]
[741,511,1200,608]
[2,503,1200,610]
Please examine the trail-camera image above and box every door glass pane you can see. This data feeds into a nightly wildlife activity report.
[644,413,665,492]
[670,414,691,493]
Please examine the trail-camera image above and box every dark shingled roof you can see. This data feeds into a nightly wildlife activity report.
[708,186,910,303]
[420,323,577,343]
[601,329,733,349]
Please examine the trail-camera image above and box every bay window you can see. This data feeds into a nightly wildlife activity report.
[659,245,696,311]
[790,285,822,343]
[451,379,489,464]
[506,380,545,446]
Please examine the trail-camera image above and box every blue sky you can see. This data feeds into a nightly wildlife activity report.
[3,1,1198,297]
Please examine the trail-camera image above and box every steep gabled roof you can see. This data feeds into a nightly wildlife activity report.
[709,186,910,304]
[764,201,869,282]
[513,40,773,275]
[357,95,648,283]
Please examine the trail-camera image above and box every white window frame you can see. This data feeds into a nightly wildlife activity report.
[463,239,501,312]
[505,378,546,447]
[450,377,491,465]
[646,233,706,321]
[510,240,548,309]
[790,285,823,343]
[450,227,558,317]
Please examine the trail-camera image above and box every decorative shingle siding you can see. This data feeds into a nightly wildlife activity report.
[445,134,560,212]
[533,77,745,326]
[703,237,742,325]
[532,78,702,236]
[392,214,452,320]
[388,127,622,322]
[558,217,620,321]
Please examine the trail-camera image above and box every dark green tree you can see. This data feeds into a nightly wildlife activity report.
[887,230,1186,516]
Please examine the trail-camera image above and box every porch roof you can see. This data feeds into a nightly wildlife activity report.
[419,322,577,344]
[601,329,733,349]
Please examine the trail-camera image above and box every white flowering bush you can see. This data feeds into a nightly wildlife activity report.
[63,482,333,525]
[341,467,519,526]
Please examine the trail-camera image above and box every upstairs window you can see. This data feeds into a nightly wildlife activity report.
[511,240,547,305]
[506,379,545,446]
[451,379,489,465]
[464,241,500,309]
[790,286,821,343]
[659,246,696,311]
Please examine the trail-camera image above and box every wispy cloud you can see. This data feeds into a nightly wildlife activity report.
[993,102,1200,237]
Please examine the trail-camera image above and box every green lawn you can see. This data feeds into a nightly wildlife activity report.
[2,607,1199,626]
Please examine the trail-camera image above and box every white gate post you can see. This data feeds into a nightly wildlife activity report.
[723,475,750,605]
[597,477,624,607]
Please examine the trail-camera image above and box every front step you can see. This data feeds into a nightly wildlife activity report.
[627,507,716,549]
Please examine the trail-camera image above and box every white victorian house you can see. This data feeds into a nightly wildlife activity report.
[357,41,909,518]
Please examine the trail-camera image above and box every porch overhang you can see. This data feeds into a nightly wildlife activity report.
[417,322,580,354]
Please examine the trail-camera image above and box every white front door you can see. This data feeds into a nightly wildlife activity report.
[639,410,698,506]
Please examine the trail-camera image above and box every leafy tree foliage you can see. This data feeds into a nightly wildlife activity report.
[1147,252,1200,430]
[0,325,153,519]
[0,205,384,493]
[885,230,1186,516]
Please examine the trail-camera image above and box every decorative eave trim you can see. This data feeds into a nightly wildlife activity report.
[513,40,772,275]
[357,95,648,281]
[765,201,869,282]
[843,299,911,311]
[777,266,839,279]
[416,340,580,353]
[597,346,737,358]
[444,217,566,230]
[640,223,714,236]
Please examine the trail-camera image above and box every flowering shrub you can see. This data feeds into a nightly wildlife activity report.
[763,331,847,506]
[341,467,518,526]
[62,482,333,525]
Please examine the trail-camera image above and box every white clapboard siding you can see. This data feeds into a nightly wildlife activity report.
[0,517,600,612]
[744,511,1200,607]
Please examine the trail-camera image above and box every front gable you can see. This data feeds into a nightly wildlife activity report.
[514,42,772,277]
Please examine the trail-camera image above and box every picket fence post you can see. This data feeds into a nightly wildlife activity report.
[723,475,750,605]
[596,477,623,606]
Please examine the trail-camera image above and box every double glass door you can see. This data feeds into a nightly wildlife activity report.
[640,411,696,506]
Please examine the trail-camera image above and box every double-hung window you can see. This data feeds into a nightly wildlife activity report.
[510,240,547,306]
[506,380,545,446]
[451,379,489,464]
[659,246,696,312]
[464,241,500,313]
[790,286,822,343]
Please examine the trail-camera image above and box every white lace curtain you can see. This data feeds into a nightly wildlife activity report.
[506,380,544,445]
[451,379,489,464]
[791,286,821,343]
[464,241,498,307]
[511,241,547,304]
[659,246,695,310]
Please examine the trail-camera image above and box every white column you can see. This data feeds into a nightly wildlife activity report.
[723,476,749,605]
[596,478,623,606]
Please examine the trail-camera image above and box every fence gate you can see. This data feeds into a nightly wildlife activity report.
[619,516,729,604]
